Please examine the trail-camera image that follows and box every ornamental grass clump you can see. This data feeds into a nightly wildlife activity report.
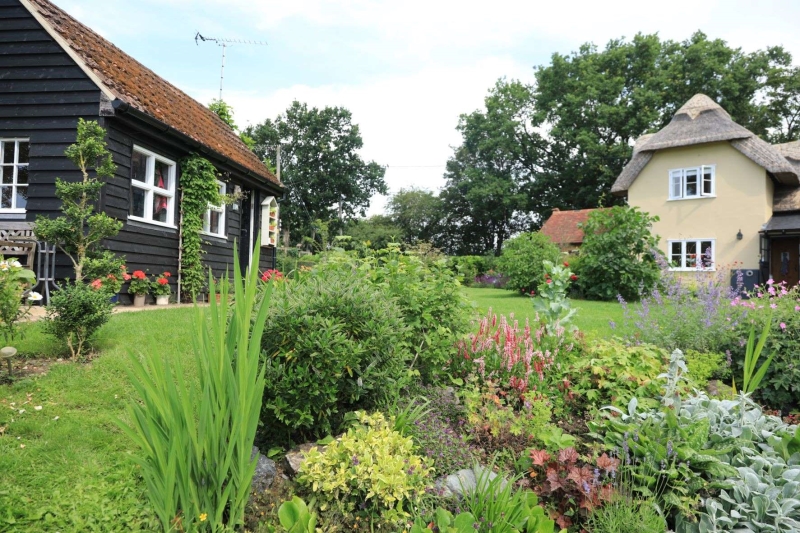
[119,244,271,531]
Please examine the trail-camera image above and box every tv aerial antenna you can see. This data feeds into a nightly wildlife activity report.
[195,32,268,100]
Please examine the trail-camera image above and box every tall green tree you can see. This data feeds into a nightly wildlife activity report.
[532,31,798,213]
[344,215,403,250]
[439,80,546,255]
[441,32,800,256]
[208,99,256,149]
[386,188,443,245]
[244,101,387,242]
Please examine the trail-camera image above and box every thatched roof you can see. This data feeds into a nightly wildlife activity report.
[611,94,799,196]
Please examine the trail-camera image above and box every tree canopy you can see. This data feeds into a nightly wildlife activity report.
[438,31,800,255]
[244,101,387,243]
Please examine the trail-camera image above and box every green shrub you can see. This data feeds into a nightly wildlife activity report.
[447,255,494,284]
[495,232,561,294]
[576,206,660,301]
[119,249,270,531]
[564,340,668,409]
[318,246,473,383]
[730,283,800,410]
[84,250,126,294]
[42,282,113,358]
[0,257,37,342]
[684,350,728,388]
[297,411,431,531]
[259,267,409,443]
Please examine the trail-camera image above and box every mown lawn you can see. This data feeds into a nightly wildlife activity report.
[0,308,199,532]
[462,287,623,338]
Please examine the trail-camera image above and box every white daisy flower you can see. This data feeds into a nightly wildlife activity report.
[27,292,43,301]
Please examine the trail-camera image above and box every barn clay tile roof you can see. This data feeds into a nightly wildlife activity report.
[540,208,600,245]
[24,0,280,187]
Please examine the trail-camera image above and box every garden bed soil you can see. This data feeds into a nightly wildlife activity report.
[0,357,65,383]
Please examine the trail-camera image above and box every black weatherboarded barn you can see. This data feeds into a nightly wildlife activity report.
[0,0,283,298]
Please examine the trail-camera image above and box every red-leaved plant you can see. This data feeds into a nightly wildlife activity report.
[525,447,618,529]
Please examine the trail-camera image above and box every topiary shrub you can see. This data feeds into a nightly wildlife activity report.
[259,268,409,444]
[43,283,113,359]
[495,232,561,294]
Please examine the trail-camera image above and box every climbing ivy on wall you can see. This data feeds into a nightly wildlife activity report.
[179,155,221,299]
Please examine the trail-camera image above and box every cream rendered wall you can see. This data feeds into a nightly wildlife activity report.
[628,141,773,272]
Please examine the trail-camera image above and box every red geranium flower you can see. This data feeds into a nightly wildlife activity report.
[90,279,103,290]
[261,269,284,282]
[123,273,131,281]
[546,279,552,284]
[157,277,169,285]
[530,290,535,296]
[563,262,569,267]
[132,270,146,280]
[163,272,171,277]
[570,274,578,281]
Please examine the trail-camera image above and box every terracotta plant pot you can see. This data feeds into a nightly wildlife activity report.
[156,295,169,306]
[133,294,146,307]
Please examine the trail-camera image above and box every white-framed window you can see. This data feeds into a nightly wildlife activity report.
[202,180,226,238]
[668,165,715,200]
[668,239,715,270]
[129,145,176,228]
[0,139,30,212]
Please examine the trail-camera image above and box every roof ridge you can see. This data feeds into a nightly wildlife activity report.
[22,0,279,186]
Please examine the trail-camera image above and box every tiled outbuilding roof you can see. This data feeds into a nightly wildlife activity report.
[23,0,280,186]
[540,208,599,245]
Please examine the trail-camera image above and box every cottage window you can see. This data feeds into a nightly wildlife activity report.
[668,166,715,200]
[0,139,30,212]
[202,181,226,238]
[129,146,176,227]
[668,239,715,270]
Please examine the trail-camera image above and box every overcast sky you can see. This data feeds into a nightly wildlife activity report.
[57,0,800,215]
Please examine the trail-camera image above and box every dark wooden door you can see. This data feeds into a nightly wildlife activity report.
[771,238,800,287]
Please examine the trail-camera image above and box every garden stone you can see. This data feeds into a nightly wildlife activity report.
[283,442,323,477]
[443,466,506,498]
[250,446,277,492]
[445,468,476,497]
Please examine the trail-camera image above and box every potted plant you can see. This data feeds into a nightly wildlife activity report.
[85,253,128,303]
[128,270,149,307]
[152,272,171,306]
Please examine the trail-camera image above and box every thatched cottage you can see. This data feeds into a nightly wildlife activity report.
[612,94,800,288]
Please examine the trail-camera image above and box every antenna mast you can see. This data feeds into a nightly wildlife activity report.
[195,32,268,100]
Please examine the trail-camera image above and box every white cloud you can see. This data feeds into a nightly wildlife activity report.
[188,56,533,215]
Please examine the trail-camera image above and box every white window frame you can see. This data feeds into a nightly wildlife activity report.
[0,138,30,213]
[668,239,716,271]
[668,165,716,200]
[128,145,176,228]
[201,180,226,238]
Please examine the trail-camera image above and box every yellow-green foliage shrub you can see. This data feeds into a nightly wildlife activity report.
[684,350,729,388]
[296,411,432,531]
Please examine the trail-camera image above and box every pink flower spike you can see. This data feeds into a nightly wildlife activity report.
[780,322,787,331]
[767,278,774,285]
[771,303,777,309]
